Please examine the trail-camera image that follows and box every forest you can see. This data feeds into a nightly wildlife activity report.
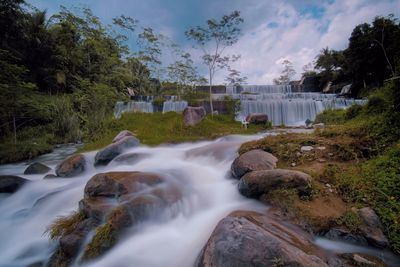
[0,0,400,163]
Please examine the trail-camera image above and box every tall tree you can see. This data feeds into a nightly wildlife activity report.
[225,67,247,86]
[273,59,296,85]
[186,10,244,114]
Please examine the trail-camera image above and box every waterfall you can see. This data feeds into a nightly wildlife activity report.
[234,85,367,126]
[114,101,154,118]
[162,101,188,113]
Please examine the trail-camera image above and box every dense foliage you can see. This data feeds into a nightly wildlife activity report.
[311,15,400,96]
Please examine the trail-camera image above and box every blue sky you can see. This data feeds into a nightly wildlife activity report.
[27,0,400,84]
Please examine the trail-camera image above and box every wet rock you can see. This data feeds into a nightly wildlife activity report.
[245,113,268,124]
[341,253,387,267]
[56,154,86,178]
[301,146,314,152]
[357,207,389,248]
[197,210,333,267]
[43,174,57,179]
[323,228,368,246]
[313,123,325,129]
[0,175,29,193]
[231,149,278,178]
[111,152,150,165]
[183,106,206,126]
[24,162,51,174]
[50,171,181,265]
[80,171,180,222]
[186,141,241,161]
[112,130,135,143]
[94,136,140,166]
[238,169,312,198]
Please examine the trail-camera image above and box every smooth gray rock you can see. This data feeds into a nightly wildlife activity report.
[24,162,51,174]
[197,210,332,267]
[0,175,29,193]
[238,169,312,198]
[94,136,140,166]
[183,106,206,126]
[231,149,278,178]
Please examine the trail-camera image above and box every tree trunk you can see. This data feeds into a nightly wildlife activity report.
[209,72,214,117]
[12,116,16,145]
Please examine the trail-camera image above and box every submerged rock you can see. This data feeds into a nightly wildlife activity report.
[112,130,135,143]
[24,162,51,174]
[197,210,335,267]
[94,136,140,166]
[56,154,86,178]
[0,175,29,193]
[323,228,368,246]
[111,152,150,165]
[183,106,206,126]
[231,149,278,178]
[245,113,269,124]
[238,169,312,198]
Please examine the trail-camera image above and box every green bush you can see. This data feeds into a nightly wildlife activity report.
[223,95,240,120]
[345,104,363,120]
[51,96,82,143]
[314,109,346,125]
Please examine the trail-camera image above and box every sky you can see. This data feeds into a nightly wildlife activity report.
[27,0,400,84]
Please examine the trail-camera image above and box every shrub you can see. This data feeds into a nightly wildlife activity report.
[314,109,346,125]
[345,104,363,120]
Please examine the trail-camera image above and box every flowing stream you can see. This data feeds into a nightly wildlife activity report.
[0,130,398,267]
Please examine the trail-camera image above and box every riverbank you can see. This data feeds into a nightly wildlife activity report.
[237,107,400,255]
[79,112,269,152]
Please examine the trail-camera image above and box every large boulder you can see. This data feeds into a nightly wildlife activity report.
[24,162,51,174]
[183,106,206,126]
[56,154,86,178]
[246,113,268,124]
[238,169,312,198]
[357,207,389,248]
[48,171,181,265]
[231,149,278,178]
[94,136,140,166]
[112,130,135,143]
[197,210,336,267]
[0,175,29,193]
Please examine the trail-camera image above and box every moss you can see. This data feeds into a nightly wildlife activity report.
[46,211,86,240]
[335,210,362,232]
[261,188,299,214]
[82,223,117,261]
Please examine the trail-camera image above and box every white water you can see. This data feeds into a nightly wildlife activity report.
[0,133,272,267]
[162,101,188,113]
[114,85,367,126]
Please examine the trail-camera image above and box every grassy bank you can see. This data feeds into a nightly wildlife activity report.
[79,112,268,152]
[238,81,400,253]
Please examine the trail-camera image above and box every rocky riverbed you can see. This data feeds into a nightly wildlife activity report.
[0,129,399,267]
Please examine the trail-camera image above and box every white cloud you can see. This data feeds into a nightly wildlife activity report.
[211,0,400,84]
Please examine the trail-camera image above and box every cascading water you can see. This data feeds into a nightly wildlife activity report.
[162,101,188,113]
[231,85,367,126]
[0,130,398,267]
[115,101,154,118]
[0,133,269,267]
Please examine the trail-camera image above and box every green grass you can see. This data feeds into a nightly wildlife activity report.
[79,112,268,152]
[0,136,54,164]
[335,144,400,253]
